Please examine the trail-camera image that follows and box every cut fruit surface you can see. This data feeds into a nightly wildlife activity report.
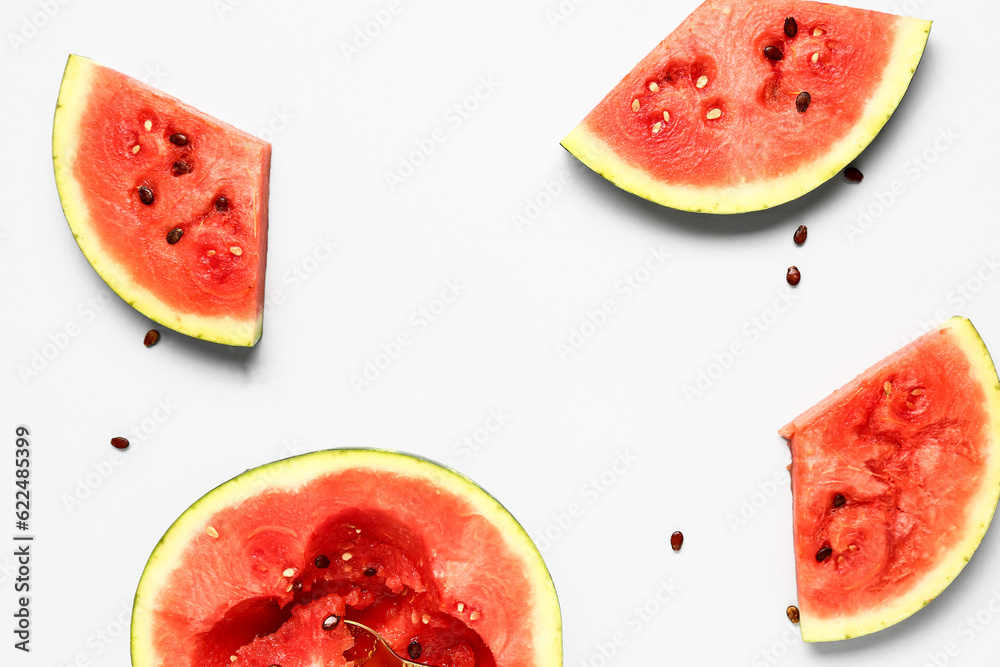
[780,317,1000,641]
[131,449,562,667]
[562,0,931,213]
[53,55,271,346]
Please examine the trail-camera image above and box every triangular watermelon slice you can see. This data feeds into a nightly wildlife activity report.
[562,0,931,213]
[53,55,270,346]
[780,317,1000,641]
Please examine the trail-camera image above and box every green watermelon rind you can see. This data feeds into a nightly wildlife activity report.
[52,54,266,347]
[561,10,932,214]
[130,448,563,666]
[781,317,1000,642]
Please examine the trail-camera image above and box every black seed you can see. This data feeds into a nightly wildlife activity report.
[796,91,811,113]
[363,567,377,577]
[292,580,303,592]
[763,45,783,61]
[314,555,330,569]
[844,167,864,183]
[816,546,833,562]
[793,225,807,245]
[670,531,684,552]
[784,17,798,38]
[786,605,800,624]
[166,228,184,245]
[786,266,801,286]
[169,133,189,146]
[143,329,161,347]
[215,195,229,212]
[172,161,191,176]
[138,185,154,205]
[111,437,130,449]
[833,494,846,508]
[322,614,340,631]
[408,641,422,660]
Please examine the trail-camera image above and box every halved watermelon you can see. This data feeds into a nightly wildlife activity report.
[53,55,270,346]
[130,449,562,667]
[779,317,1000,641]
[562,0,931,213]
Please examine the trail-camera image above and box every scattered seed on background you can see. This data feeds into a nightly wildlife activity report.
[469,611,481,621]
[322,615,340,631]
[784,16,798,38]
[786,266,801,286]
[230,246,243,256]
[844,166,864,182]
[696,75,708,88]
[408,641,423,660]
[670,531,684,552]
[169,133,188,146]
[793,225,807,245]
[796,91,811,113]
[649,82,659,92]
[811,52,820,63]
[884,381,892,396]
[144,120,152,131]
[763,45,783,61]
[833,494,846,508]
[652,122,663,134]
[110,436,129,450]
[215,195,229,212]
[131,144,141,154]
[663,110,670,122]
[813,27,825,36]
[166,228,184,245]
[816,546,833,562]
[786,605,800,624]
[138,185,154,205]
[706,108,722,120]
[143,329,160,347]
[314,555,330,569]
[206,526,220,539]
[632,98,640,112]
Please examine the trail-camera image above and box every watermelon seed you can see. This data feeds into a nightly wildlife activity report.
[215,195,229,212]
[813,27,825,36]
[786,605,800,624]
[648,82,659,92]
[652,122,663,135]
[421,613,431,624]
[786,266,801,285]
[206,526,219,539]
[670,531,684,551]
[292,580,303,592]
[314,555,331,569]
[631,98,640,112]
[816,546,833,562]
[207,250,216,257]
[469,611,481,621]
[795,91,811,113]
[169,133,189,146]
[906,401,916,409]
[663,110,670,123]
[138,185,155,206]
[811,52,820,63]
[143,329,160,347]
[793,225,807,245]
[763,45,783,61]
[144,120,153,131]
[457,602,465,613]
[911,388,924,396]
[229,656,237,663]
[342,552,353,561]
[111,436,130,449]
[131,144,141,154]
[408,641,422,660]
[706,108,722,120]
[230,246,243,256]
[844,167,864,182]
[363,567,377,577]
[884,381,892,396]
[166,228,183,245]
[696,75,708,89]
[282,568,296,577]
[784,17,798,38]
[322,614,341,631]
[172,161,192,176]
[832,494,846,508]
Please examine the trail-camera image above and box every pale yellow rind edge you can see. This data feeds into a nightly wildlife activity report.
[129,449,563,666]
[560,17,932,214]
[800,317,1000,642]
[52,54,262,347]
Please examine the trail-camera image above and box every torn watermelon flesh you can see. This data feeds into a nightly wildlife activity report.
[581,0,898,187]
[149,469,520,667]
[72,64,268,318]
[781,327,992,622]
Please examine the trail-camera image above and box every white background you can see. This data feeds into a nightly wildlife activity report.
[3,0,1000,665]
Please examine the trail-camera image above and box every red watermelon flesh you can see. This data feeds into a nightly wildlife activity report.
[131,451,561,667]
[780,318,1000,641]
[53,55,270,346]
[562,0,931,213]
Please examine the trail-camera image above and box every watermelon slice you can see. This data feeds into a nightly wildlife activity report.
[53,55,271,346]
[130,449,562,667]
[561,0,931,213]
[780,317,1000,641]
